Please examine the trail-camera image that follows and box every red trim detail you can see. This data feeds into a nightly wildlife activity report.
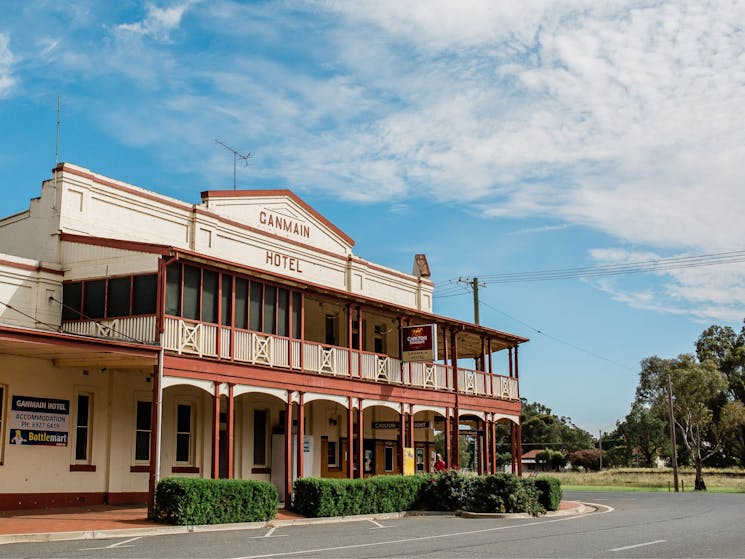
[171,466,200,474]
[0,258,64,276]
[130,465,150,473]
[201,189,355,246]
[69,464,96,472]
[251,467,271,474]
[60,232,173,256]
[0,325,160,355]
[0,492,149,511]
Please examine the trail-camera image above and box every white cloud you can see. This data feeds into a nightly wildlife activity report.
[0,33,16,98]
[115,1,197,42]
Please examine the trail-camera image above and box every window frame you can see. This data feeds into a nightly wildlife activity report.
[73,391,94,464]
[175,401,195,465]
[134,399,152,464]
[252,408,269,467]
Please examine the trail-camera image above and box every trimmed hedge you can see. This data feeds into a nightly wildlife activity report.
[292,476,428,517]
[465,474,544,515]
[153,477,278,525]
[294,472,562,518]
[534,476,563,511]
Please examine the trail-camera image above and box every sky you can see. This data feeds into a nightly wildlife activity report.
[1,0,744,437]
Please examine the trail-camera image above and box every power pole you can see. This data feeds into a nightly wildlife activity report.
[667,373,679,492]
[458,277,486,325]
[598,430,603,471]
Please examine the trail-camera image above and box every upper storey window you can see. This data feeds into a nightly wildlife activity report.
[62,274,157,321]
[165,262,301,337]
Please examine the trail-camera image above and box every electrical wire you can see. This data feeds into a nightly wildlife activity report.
[435,249,745,286]
[0,300,64,332]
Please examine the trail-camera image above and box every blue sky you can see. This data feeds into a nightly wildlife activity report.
[2,1,744,436]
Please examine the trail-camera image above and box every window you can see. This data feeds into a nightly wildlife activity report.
[325,314,337,346]
[263,286,276,334]
[74,393,93,462]
[83,280,106,319]
[221,275,232,326]
[249,282,263,331]
[277,288,289,337]
[374,324,387,354]
[107,277,131,317]
[384,446,394,472]
[135,400,152,462]
[327,440,338,467]
[65,274,158,321]
[132,274,157,315]
[202,269,218,323]
[292,292,302,338]
[235,277,248,329]
[182,266,201,320]
[165,263,182,316]
[0,385,5,464]
[62,282,82,320]
[175,403,193,463]
[253,409,268,466]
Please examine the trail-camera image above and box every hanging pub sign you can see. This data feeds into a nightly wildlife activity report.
[401,324,437,362]
[8,395,70,447]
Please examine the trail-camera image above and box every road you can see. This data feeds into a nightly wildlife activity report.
[1,491,744,558]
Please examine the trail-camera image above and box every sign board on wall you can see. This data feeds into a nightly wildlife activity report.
[8,395,70,447]
[372,421,431,430]
[401,324,438,362]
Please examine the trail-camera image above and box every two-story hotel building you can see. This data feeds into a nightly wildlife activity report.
[0,163,526,511]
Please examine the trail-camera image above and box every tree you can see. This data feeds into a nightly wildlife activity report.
[520,400,594,455]
[695,323,745,402]
[637,354,729,490]
[535,448,566,471]
[568,449,603,471]
[613,401,668,467]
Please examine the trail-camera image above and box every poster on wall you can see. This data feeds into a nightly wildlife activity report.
[401,324,438,362]
[8,395,70,447]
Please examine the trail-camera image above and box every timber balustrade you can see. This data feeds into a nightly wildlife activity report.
[62,315,518,401]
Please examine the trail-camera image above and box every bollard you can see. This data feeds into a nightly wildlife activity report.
[681,480,684,492]
[668,480,671,493]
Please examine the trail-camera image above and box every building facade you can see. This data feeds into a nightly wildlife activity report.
[0,163,526,511]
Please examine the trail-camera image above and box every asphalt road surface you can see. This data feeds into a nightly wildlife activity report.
[1,491,744,558]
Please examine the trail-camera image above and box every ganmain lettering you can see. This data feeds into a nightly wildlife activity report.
[259,211,310,239]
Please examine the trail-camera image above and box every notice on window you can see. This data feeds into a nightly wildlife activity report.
[8,395,70,447]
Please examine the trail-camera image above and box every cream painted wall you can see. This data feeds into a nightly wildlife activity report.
[0,258,62,329]
[0,356,152,496]
[1,164,432,314]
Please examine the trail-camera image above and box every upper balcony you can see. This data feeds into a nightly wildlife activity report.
[58,260,523,402]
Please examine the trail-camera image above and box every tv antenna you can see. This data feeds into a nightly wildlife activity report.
[215,139,252,190]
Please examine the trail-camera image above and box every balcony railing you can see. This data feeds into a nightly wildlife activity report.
[61,316,518,401]
[158,317,518,401]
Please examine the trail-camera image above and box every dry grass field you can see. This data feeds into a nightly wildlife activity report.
[548,468,745,492]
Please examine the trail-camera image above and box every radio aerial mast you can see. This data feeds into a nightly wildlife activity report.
[215,139,252,190]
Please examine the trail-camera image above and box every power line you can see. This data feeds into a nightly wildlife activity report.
[436,249,745,286]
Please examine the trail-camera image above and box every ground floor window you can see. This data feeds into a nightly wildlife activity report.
[384,445,394,472]
[74,393,93,463]
[0,384,5,464]
[327,440,338,467]
[253,409,268,466]
[135,400,152,462]
[175,403,194,463]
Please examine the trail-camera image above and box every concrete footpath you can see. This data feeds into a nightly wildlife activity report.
[0,501,587,545]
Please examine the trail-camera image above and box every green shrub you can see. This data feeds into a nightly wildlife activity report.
[466,474,544,515]
[421,469,471,511]
[153,477,278,525]
[292,476,427,517]
[534,477,562,511]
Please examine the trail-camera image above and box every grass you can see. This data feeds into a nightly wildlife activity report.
[548,468,745,493]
